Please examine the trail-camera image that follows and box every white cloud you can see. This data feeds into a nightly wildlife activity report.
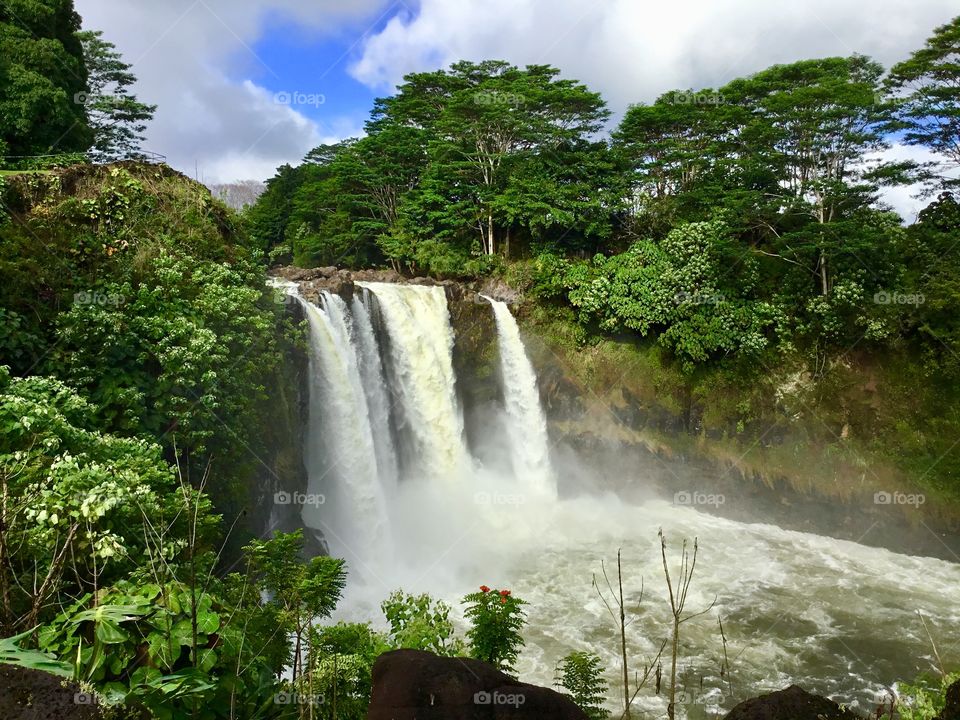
[874,143,960,223]
[349,0,957,118]
[72,0,959,187]
[74,0,382,182]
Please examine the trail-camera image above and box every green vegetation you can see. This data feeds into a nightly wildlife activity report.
[247,14,960,508]
[462,586,527,674]
[77,30,157,161]
[0,0,154,166]
[556,651,610,720]
[246,60,619,272]
[0,0,90,157]
[0,2,958,718]
[883,673,960,720]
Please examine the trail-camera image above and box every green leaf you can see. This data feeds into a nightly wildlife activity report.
[94,618,130,644]
[0,630,73,678]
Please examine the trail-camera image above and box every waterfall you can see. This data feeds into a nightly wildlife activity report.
[269,278,960,712]
[482,296,556,495]
[350,292,400,492]
[355,282,469,481]
[285,285,391,568]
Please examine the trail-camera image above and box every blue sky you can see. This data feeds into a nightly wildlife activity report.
[244,7,392,134]
[73,0,957,219]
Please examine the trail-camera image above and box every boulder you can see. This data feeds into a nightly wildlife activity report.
[366,649,587,720]
[0,664,104,720]
[936,679,960,720]
[722,685,859,720]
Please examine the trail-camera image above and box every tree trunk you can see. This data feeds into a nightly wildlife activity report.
[618,551,631,719]
[0,475,11,633]
[25,524,78,631]
[486,210,495,256]
[668,618,680,720]
[819,251,829,296]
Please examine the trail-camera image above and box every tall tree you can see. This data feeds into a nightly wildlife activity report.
[613,89,738,235]
[0,0,91,157]
[887,15,960,188]
[721,55,893,295]
[376,60,610,255]
[78,30,156,160]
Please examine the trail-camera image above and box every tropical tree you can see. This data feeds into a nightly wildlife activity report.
[376,60,610,256]
[886,15,960,187]
[720,56,894,296]
[243,531,347,682]
[0,0,91,157]
[78,30,156,161]
[613,88,733,230]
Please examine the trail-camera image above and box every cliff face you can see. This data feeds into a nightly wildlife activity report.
[271,267,960,560]
[515,303,960,560]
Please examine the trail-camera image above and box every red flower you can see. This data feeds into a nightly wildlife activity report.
[499,589,511,597]
[479,585,490,593]
[501,597,507,604]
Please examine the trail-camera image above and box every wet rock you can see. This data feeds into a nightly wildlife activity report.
[936,679,960,720]
[722,685,859,720]
[477,278,520,304]
[366,649,587,720]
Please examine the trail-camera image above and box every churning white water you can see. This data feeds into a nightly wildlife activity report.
[481,295,555,495]
[280,279,960,718]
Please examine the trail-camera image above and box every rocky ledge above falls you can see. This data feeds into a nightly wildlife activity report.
[271,264,520,305]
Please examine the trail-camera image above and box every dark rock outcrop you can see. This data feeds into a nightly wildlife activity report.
[0,664,105,720]
[936,679,960,720]
[366,649,587,720]
[722,685,859,720]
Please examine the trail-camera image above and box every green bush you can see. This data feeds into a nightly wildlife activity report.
[462,586,527,674]
[556,651,610,720]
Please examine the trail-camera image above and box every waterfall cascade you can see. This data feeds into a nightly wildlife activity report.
[295,289,391,568]
[272,278,960,715]
[354,281,470,482]
[276,280,556,569]
[482,295,556,495]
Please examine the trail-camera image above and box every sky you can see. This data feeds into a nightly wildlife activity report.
[74,0,957,217]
